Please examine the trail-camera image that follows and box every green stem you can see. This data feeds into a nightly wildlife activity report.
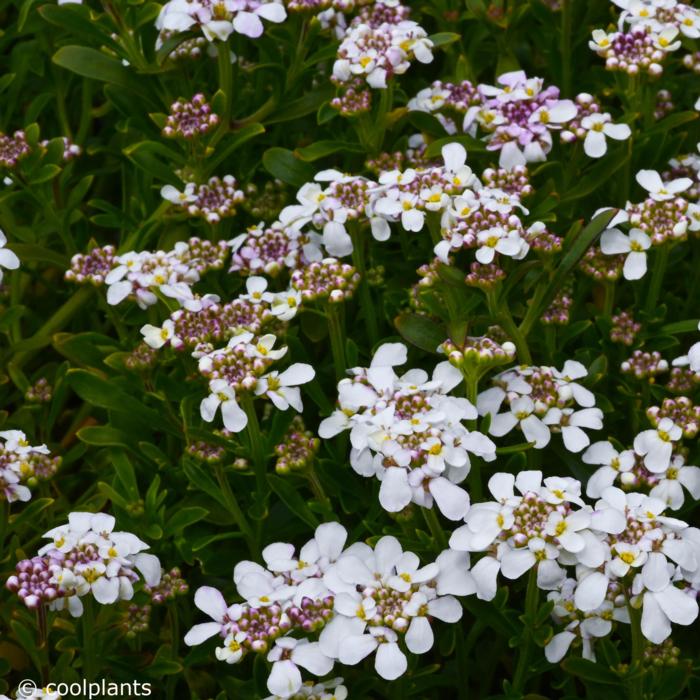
[560,0,572,96]
[350,225,379,347]
[306,463,332,515]
[603,281,616,317]
[644,244,669,316]
[422,507,447,550]
[241,395,267,497]
[512,568,539,693]
[486,289,532,364]
[326,303,347,380]
[213,461,256,556]
[627,601,645,700]
[216,41,234,131]
[82,597,97,682]
[463,372,482,501]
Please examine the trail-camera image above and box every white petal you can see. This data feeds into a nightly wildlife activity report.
[600,229,630,255]
[339,634,378,665]
[184,622,221,646]
[623,251,647,280]
[405,616,434,654]
[545,631,576,663]
[641,593,671,644]
[267,659,302,698]
[375,642,407,680]
[428,477,470,521]
[574,572,608,611]
[500,548,535,579]
[379,468,412,513]
[584,130,607,158]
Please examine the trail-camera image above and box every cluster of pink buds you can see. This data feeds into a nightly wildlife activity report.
[579,246,624,281]
[163,94,219,139]
[25,377,52,404]
[440,336,516,370]
[65,246,117,286]
[186,439,226,464]
[625,196,690,246]
[654,89,674,121]
[7,555,65,608]
[0,129,30,168]
[610,310,641,346]
[621,350,669,381]
[243,180,289,221]
[274,416,320,474]
[162,175,246,223]
[119,604,151,637]
[541,288,573,326]
[481,166,533,198]
[464,261,505,290]
[589,28,678,77]
[290,258,360,302]
[647,397,699,439]
[40,137,81,161]
[125,343,158,371]
[145,567,189,604]
[667,367,699,393]
[228,223,312,276]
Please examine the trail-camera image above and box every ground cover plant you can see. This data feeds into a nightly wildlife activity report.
[0,0,699,698]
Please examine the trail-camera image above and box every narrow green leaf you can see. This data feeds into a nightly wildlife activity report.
[394,313,445,353]
[267,475,320,529]
[262,147,316,187]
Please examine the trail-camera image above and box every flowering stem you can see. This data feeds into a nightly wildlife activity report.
[560,0,572,96]
[422,507,447,550]
[326,303,347,380]
[487,289,532,364]
[216,41,233,134]
[627,601,645,700]
[644,244,669,316]
[213,461,256,556]
[603,281,616,317]
[241,396,268,508]
[350,226,379,347]
[306,464,333,516]
[82,596,97,682]
[512,567,538,694]
[463,372,483,501]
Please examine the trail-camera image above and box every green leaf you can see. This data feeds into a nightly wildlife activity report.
[110,449,140,499]
[659,319,699,335]
[165,506,209,535]
[77,426,130,447]
[267,475,320,529]
[28,164,61,184]
[123,141,184,186]
[643,111,698,137]
[9,498,54,529]
[527,209,617,326]
[39,5,116,48]
[429,32,462,48]
[394,313,445,353]
[6,243,68,268]
[145,646,183,676]
[262,147,316,187]
[561,658,621,686]
[560,153,629,203]
[66,369,168,429]
[294,140,364,162]
[204,123,266,173]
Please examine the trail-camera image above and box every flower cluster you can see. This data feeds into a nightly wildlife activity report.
[163,94,219,139]
[162,175,246,223]
[66,238,229,308]
[185,522,464,696]
[450,471,700,651]
[320,343,496,519]
[331,2,433,111]
[155,0,287,44]
[478,361,603,453]
[6,512,161,616]
[0,429,59,504]
[0,129,30,168]
[199,331,315,433]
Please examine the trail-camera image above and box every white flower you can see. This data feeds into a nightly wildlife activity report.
[600,227,651,280]
[488,396,551,448]
[542,406,603,453]
[270,290,302,321]
[338,626,407,680]
[185,587,234,646]
[266,638,334,698]
[635,169,692,201]
[215,631,247,664]
[255,363,315,411]
[580,113,631,158]
[582,441,636,497]
[475,226,525,264]
[140,319,178,349]
[0,229,20,283]
[200,379,248,433]
[649,455,700,510]
[633,418,682,472]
